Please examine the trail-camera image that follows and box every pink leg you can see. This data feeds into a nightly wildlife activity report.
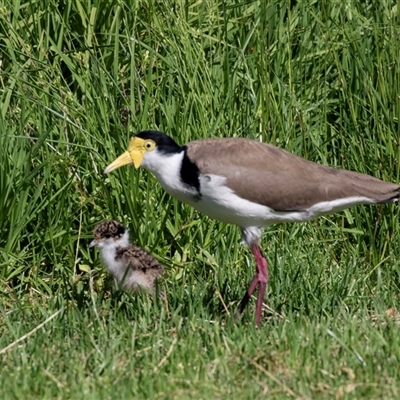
[235,244,269,326]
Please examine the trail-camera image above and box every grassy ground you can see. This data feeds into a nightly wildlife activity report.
[1,0,400,398]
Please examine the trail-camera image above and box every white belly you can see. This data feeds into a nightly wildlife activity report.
[167,174,373,228]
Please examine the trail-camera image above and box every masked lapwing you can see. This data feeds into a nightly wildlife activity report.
[104,130,399,325]
[90,220,164,292]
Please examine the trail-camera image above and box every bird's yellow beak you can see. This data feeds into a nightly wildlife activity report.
[104,137,147,174]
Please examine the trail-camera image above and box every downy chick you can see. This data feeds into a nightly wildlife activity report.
[90,220,164,292]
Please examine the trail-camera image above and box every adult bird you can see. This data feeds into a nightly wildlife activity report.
[104,130,399,325]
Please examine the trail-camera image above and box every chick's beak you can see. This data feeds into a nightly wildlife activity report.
[104,137,146,174]
[89,239,98,248]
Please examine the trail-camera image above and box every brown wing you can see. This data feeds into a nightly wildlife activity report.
[186,138,399,211]
[116,246,164,278]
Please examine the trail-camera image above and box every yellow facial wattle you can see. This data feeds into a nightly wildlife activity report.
[104,137,155,173]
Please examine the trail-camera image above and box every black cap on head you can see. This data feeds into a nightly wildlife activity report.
[134,130,183,154]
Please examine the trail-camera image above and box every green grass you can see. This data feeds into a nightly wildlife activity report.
[1,0,400,398]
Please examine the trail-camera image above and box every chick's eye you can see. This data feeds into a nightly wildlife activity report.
[104,234,111,239]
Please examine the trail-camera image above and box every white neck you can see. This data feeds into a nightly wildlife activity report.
[141,149,198,200]
[98,230,130,273]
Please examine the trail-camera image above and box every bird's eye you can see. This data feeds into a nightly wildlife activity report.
[104,234,111,239]
[144,140,155,151]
